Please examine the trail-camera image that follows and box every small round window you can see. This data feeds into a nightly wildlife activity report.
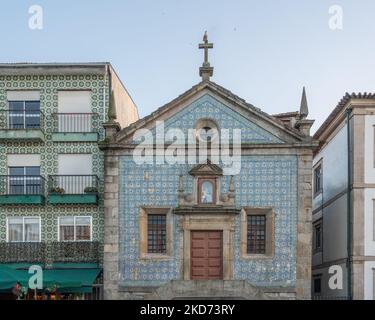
[195,119,219,142]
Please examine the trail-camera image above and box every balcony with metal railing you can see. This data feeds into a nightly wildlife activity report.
[48,175,99,205]
[51,113,99,142]
[0,110,45,141]
[0,175,46,205]
[0,241,100,264]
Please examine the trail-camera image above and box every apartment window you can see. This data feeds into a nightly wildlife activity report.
[7,217,40,242]
[8,166,41,195]
[313,276,322,295]
[314,165,322,195]
[147,214,167,254]
[313,222,322,252]
[59,216,92,241]
[247,215,266,254]
[57,91,92,133]
[8,100,41,129]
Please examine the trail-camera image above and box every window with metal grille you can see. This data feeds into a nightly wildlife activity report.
[147,214,167,254]
[247,215,266,254]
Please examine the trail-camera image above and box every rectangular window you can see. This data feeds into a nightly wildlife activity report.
[314,165,322,195]
[8,166,41,195]
[313,222,322,252]
[7,217,40,242]
[198,178,216,204]
[59,216,92,241]
[313,277,322,295]
[57,154,93,194]
[57,91,92,132]
[247,215,266,254]
[147,214,167,254]
[8,100,41,129]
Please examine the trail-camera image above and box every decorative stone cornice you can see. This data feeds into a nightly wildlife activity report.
[173,206,241,215]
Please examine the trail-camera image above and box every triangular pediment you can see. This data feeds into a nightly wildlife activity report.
[189,160,223,176]
[114,81,306,145]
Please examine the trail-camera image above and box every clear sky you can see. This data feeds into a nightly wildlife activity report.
[1,0,375,133]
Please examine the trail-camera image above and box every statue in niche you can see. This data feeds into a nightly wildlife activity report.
[201,180,213,204]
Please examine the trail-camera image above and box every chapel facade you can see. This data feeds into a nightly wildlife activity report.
[100,34,318,300]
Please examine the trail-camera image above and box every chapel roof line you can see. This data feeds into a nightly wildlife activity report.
[114,79,306,142]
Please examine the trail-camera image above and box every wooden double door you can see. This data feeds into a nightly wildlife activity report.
[190,230,223,280]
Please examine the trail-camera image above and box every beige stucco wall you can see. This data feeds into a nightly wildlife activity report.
[110,67,139,128]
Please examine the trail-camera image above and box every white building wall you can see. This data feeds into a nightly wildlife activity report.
[364,189,375,257]
[363,115,375,299]
[313,123,348,209]
[364,115,375,184]
[312,122,349,298]
[364,262,375,300]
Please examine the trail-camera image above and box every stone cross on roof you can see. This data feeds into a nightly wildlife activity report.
[199,31,214,81]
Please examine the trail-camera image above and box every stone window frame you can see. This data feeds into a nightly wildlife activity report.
[139,206,173,260]
[193,176,220,205]
[240,207,275,259]
[197,177,217,205]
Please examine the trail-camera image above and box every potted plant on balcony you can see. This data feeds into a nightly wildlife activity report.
[49,187,65,195]
[84,186,98,194]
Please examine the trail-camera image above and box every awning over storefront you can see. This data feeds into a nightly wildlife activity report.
[0,264,101,293]
[0,265,29,290]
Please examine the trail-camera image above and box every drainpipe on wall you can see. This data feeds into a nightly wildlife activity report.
[346,107,353,300]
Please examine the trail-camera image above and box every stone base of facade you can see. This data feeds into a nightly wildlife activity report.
[109,281,297,300]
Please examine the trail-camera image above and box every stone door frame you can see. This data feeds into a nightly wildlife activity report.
[181,214,235,280]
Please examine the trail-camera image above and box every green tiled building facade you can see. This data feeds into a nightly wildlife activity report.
[0,63,138,299]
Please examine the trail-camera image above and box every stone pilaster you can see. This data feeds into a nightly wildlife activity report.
[103,150,120,300]
[296,150,313,299]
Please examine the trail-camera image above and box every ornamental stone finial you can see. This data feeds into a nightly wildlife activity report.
[300,86,309,119]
